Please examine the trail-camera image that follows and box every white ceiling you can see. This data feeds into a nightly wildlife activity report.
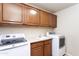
[28,3,77,13]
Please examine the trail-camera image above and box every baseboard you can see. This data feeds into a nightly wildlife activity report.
[66,53,72,56]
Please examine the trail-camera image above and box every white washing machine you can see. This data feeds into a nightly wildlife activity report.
[0,33,30,56]
[47,33,66,56]
[0,42,30,56]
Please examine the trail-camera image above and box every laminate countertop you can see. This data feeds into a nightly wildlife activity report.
[28,36,52,43]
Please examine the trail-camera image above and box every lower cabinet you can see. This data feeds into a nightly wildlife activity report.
[31,39,52,56]
[44,44,52,56]
[31,46,43,56]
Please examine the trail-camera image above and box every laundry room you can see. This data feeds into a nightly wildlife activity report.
[0,1,79,57]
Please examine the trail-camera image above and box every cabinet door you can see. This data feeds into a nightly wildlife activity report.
[44,44,52,56]
[3,3,23,23]
[0,3,2,23]
[44,39,52,56]
[24,6,40,25]
[31,41,43,56]
[49,13,57,28]
[31,46,43,56]
[40,11,49,26]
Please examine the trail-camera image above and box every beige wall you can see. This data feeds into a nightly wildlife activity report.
[0,26,53,41]
[55,4,79,56]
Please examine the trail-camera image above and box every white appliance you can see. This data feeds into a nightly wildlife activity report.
[47,32,66,56]
[0,33,30,56]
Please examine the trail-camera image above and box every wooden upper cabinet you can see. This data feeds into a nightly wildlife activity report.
[49,13,57,28]
[0,3,2,23]
[0,3,57,27]
[40,10,57,27]
[24,5,40,25]
[3,3,23,24]
[40,10,49,26]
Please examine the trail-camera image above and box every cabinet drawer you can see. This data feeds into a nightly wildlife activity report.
[44,39,52,45]
[31,41,43,48]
